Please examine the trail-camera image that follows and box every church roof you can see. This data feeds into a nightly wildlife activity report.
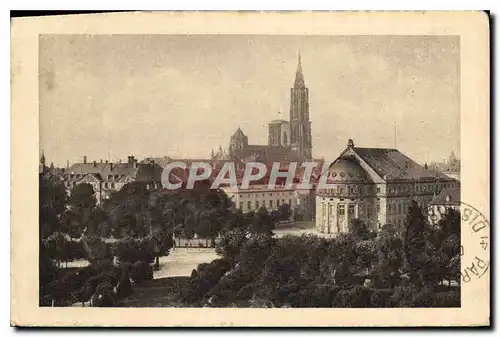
[269,119,289,125]
[237,145,299,163]
[232,127,247,140]
[352,147,452,181]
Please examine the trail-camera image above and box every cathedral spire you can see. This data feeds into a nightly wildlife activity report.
[40,150,46,166]
[294,52,305,88]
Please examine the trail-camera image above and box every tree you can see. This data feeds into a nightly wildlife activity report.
[349,218,370,240]
[62,183,98,238]
[215,228,248,265]
[39,173,67,239]
[251,207,275,234]
[39,172,67,304]
[278,203,292,221]
[104,182,152,238]
[69,183,96,209]
[436,208,461,242]
[371,223,404,288]
[403,201,431,286]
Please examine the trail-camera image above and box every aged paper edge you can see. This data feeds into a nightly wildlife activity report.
[11,11,490,327]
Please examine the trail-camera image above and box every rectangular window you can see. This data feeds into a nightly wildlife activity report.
[349,186,355,194]
[269,200,273,208]
[104,182,108,188]
[339,187,345,194]
[289,199,292,206]
[348,204,355,215]
[240,202,243,210]
[367,207,372,218]
[282,199,285,205]
[398,203,402,214]
[377,204,381,213]
[377,187,381,193]
[338,204,345,216]
[247,201,251,210]
[276,200,280,207]
[256,201,260,209]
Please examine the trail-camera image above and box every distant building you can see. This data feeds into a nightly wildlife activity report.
[315,139,460,234]
[429,150,460,182]
[428,187,461,224]
[221,184,297,217]
[228,53,313,163]
[63,155,163,204]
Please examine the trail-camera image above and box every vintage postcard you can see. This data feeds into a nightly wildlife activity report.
[11,11,490,327]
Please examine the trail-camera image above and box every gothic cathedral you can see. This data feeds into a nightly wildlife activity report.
[289,53,312,160]
[217,53,313,163]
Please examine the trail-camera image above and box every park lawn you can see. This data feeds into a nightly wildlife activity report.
[117,276,191,307]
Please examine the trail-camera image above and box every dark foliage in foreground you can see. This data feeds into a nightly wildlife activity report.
[183,204,461,308]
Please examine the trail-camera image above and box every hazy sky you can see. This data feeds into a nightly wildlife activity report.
[39,35,459,166]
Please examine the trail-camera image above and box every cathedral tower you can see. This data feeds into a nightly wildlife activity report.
[289,53,312,160]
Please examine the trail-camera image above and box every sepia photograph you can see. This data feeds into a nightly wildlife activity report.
[11,11,490,327]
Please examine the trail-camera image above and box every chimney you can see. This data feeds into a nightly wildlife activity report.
[110,163,114,170]
[83,156,87,164]
[93,160,97,167]
[100,159,103,163]
[133,159,138,168]
[128,155,135,164]
[347,139,354,149]
[105,160,109,164]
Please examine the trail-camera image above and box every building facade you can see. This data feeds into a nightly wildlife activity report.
[315,139,460,234]
[428,187,461,224]
[63,155,163,204]
[222,184,297,216]
[227,54,313,163]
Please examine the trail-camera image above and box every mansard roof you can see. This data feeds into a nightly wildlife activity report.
[351,147,451,182]
[65,161,162,182]
[327,156,373,183]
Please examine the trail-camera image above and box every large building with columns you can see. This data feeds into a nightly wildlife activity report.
[315,139,460,234]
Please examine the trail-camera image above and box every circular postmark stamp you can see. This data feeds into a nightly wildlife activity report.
[459,202,490,284]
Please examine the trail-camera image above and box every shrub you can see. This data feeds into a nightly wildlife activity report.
[332,286,373,308]
[82,236,113,264]
[433,290,460,307]
[183,258,232,304]
[388,283,419,307]
[112,239,155,264]
[66,240,87,261]
[130,261,153,284]
[91,281,116,307]
[298,284,340,308]
[411,286,435,307]
[370,289,393,307]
